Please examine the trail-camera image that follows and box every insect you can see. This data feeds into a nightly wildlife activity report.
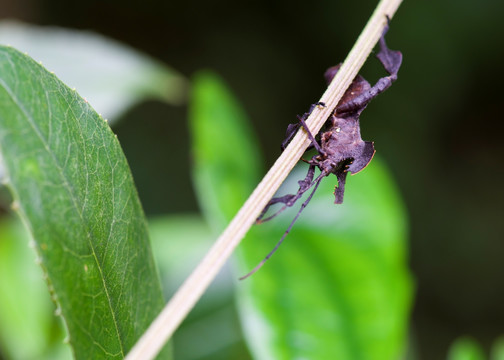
[240,22,402,280]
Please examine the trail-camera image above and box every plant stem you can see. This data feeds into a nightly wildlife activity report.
[125,0,403,358]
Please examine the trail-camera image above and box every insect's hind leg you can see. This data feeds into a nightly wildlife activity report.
[256,162,318,223]
[376,21,402,77]
[241,171,326,280]
[336,22,402,113]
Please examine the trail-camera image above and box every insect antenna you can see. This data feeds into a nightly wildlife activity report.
[239,172,326,280]
[257,204,289,223]
[256,164,317,224]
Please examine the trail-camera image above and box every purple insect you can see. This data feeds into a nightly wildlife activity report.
[240,22,402,280]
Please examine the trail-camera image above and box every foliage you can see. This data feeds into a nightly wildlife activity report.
[448,336,504,360]
[0,45,170,359]
[0,24,412,360]
[0,20,186,122]
[189,71,412,359]
[448,337,485,360]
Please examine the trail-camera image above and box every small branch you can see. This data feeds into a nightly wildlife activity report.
[125,0,403,359]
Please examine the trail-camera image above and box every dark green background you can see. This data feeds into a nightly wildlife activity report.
[2,0,504,359]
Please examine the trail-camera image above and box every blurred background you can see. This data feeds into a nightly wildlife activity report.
[1,0,503,359]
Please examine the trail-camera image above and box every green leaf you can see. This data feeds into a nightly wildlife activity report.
[148,215,251,360]
[448,337,485,360]
[491,336,504,360]
[0,20,187,123]
[236,161,412,360]
[0,46,170,359]
[189,70,412,359]
[0,216,71,360]
[148,214,221,297]
[189,70,262,229]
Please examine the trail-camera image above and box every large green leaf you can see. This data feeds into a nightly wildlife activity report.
[189,71,412,359]
[0,46,170,359]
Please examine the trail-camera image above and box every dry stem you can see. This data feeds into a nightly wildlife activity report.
[125,0,403,358]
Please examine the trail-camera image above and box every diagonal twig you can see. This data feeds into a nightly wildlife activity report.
[125,0,403,358]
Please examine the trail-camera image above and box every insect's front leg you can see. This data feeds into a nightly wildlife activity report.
[281,123,301,150]
[296,111,326,156]
[281,102,326,151]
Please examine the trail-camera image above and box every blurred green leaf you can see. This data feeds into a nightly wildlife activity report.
[0,46,170,359]
[0,217,71,360]
[149,214,251,360]
[491,336,504,360]
[148,214,227,298]
[189,70,412,359]
[189,70,262,229]
[236,161,412,360]
[448,337,485,360]
[0,20,187,123]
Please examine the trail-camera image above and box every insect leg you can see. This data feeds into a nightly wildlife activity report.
[376,21,402,78]
[256,162,317,223]
[297,112,325,156]
[336,23,402,113]
[334,170,348,204]
[240,171,326,280]
[281,102,326,151]
[281,123,301,150]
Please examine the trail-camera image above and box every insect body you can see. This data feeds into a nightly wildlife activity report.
[240,23,402,280]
